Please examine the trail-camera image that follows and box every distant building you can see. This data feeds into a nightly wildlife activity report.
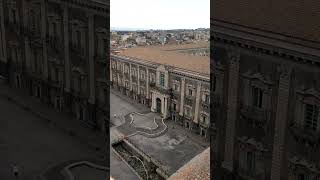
[110,42,211,139]
[135,36,147,45]
[121,34,130,42]
[212,0,320,180]
[0,0,109,132]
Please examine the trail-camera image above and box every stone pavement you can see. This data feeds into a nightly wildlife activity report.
[0,80,107,154]
[0,80,107,180]
[110,90,210,177]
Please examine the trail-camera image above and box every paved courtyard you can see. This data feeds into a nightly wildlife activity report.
[110,89,209,178]
[0,82,107,180]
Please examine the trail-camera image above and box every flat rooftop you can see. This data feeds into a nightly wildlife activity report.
[116,41,210,75]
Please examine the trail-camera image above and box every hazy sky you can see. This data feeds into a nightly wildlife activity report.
[111,0,210,30]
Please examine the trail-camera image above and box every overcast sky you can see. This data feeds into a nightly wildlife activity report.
[110,0,210,30]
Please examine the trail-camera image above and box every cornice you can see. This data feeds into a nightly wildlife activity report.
[212,21,320,67]
[111,54,210,82]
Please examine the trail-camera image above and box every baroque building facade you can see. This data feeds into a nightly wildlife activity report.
[212,1,320,180]
[110,51,211,139]
[0,0,109,133]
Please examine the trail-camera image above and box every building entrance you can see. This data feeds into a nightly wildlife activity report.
[156,98,161,113]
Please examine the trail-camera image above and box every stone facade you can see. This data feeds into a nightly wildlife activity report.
[110,54,211,139]
[0,0,108,133]
[212,20,320,180]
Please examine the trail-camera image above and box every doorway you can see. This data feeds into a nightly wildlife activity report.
[156,98,161,113]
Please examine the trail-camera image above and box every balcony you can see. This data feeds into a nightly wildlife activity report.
[48,79,62,89]
[240,105,270,127]
[150,85,172,95]
[69,42,85,56]
[199,119,209,128]
[131,75,137,82]
[201,101,210,112]
[71,89,87,99]
[289,123,320,146]
[123,72,130,79]
[22,26,41,40]
[150,82,156,87]
[172,91,180,99]
[185,95,195,103]
[139,79,146,86]
[47,35,63,53]
[4,19,22,35]
[185,97,194,106]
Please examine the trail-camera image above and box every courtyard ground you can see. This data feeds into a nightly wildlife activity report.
[0,80,107,180]
[110,89,209,178]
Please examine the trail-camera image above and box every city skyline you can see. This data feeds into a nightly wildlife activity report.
[111,0,210,30]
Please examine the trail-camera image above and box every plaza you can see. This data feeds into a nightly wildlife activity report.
[110,89,209,179]
[0,80,107,180]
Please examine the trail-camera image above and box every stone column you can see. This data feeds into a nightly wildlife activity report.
[193,82,202,123]
[137,65,140,94]
[179,78,186,116]
[88,13,95,104]
[162,96,165,115]
[63,6,71,92]
[164,96,168,118]
[41,0,48,80]
[151,92,156,112]
[271,64,292,180]
[0,0,6,63]
[222,49,240,172]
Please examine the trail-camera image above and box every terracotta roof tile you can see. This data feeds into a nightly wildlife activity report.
[168,148,210,180]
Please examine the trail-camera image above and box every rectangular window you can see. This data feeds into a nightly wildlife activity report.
[12,9,16,24]
[185,107,191,117]
[201,115,207,124]
[305,104,319,131]
[173,103,176,111]
[298,174,309,180]
[247,151,255,176]
[252,87,263,108]
[213,75,216,92]
[205,94,210,103]
[188,89,193,96]
[160,73,165,87]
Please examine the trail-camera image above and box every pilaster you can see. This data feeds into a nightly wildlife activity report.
[0,0,6,62]
[41,0,48,79]
[110,60,112,83]
[63,6,71,92]
[137,65,140,94]
[194,82,202,123]
[162,96,165,115]
[271,63,292,180]
[222,49,240,172]
[88,13,95,104]
[146,67,149,98]
[179,78,186,116]
[164,96,168,118]
[129,63,132,90]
